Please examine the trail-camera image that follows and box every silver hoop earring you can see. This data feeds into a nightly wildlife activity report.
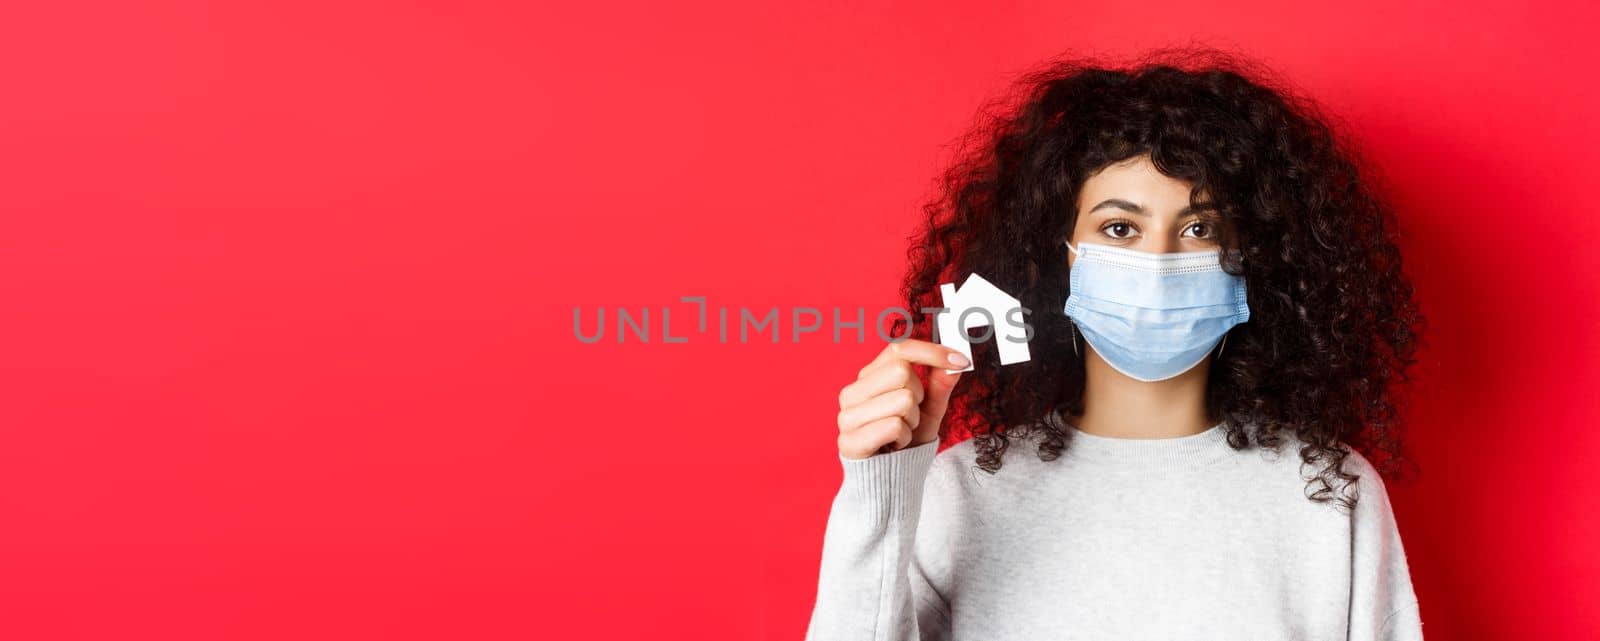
[1071,323,1081,357]
[1216,333,1228,359]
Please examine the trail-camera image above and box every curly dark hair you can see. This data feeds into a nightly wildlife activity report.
[896,46,1426,511]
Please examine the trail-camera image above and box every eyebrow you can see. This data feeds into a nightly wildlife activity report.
[1087,198,1217,217]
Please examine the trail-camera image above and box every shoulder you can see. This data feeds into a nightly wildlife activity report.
[929,435,1058,482]
[1243,429,1398,514]
[1231,427,1369,474]
[1335,445,1401,522]
[932,436,981,470]
[1281,430,1394,504]
[923,434,1068,512]
[927,437,984,494]
[1205,429,1347,509]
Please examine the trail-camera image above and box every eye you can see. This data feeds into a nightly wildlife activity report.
[1183,221,1215,239]
[1100,220,1137,240]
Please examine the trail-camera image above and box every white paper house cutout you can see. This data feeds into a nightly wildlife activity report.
[936,273,1032,373]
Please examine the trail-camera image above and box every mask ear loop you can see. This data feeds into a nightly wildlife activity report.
[1066,240,1081,358]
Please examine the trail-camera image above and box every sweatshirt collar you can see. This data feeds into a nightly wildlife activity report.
[1048,408,1234,466]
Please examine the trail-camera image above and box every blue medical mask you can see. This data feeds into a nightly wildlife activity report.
[1062,241,1250,382]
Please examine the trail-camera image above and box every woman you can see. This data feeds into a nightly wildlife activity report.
[807,49,1427,640]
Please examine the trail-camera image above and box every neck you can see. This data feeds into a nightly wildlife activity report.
[1067,343,1215,439]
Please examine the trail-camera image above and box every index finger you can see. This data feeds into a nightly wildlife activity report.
[887,338,970,370]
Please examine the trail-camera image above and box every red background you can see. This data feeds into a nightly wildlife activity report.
[3,1,1597,639]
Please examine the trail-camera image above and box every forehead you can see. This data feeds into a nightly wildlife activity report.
[1076,156,1202,210]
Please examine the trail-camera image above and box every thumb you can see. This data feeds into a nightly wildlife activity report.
[914,368,963,441]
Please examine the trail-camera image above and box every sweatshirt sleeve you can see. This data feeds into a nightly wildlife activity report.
[1346,451,1424,641]
[804,438,954,641]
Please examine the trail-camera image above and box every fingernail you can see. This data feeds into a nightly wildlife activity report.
[947,352,970,367]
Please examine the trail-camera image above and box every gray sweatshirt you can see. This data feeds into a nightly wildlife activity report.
[805,418,1423,640]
